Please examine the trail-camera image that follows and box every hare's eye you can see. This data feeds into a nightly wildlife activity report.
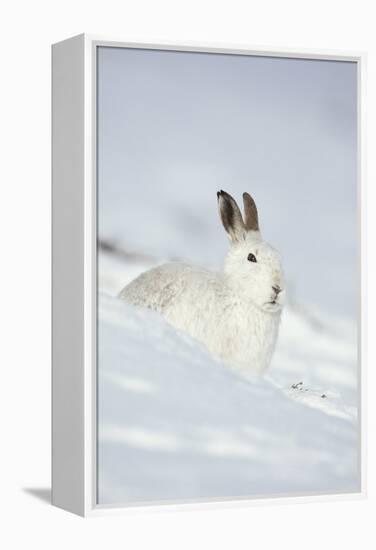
[248,253,257,263]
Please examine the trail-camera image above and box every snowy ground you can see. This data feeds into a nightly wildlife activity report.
[97,248,359,505]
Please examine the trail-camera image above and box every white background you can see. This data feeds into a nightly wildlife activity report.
[0,1,375,548]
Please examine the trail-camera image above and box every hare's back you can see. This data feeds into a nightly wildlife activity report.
[118,262,218,313]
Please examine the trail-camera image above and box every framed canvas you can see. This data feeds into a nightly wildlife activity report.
[52,34,366,517]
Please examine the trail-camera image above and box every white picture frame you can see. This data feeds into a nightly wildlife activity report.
[52,34,366,517]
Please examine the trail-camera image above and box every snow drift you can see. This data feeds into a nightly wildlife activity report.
[97,252,359,505]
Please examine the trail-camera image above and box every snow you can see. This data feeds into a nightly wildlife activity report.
[97,251,359,505]
[95,46,359,508]
[97,48,359,504]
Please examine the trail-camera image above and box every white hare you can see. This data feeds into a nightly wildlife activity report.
[119,190,285,374]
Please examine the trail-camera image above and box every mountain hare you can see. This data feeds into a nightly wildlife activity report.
[119,190,285,374]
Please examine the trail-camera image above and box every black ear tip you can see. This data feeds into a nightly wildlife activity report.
[217,190,231,201]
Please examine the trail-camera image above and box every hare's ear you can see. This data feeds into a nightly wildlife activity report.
[243,192,260,234]
[217,190,246,243]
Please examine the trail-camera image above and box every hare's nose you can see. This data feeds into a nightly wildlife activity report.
[272,285,282,295]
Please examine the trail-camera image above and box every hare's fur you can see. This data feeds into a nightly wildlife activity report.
[119,191,285,373]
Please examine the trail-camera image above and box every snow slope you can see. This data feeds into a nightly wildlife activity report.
[97,250,359,505]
